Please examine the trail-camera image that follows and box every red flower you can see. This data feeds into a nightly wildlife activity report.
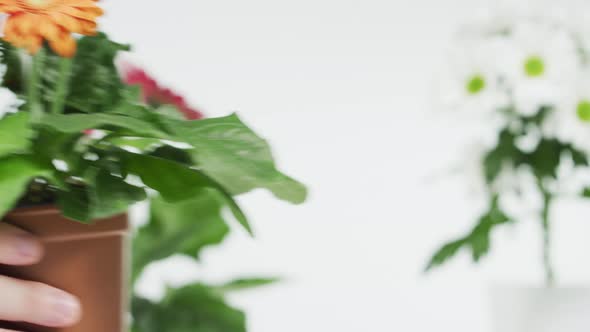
[120,64,204,120]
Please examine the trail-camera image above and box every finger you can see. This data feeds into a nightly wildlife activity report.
[0,276,81,327]
[0,329,22,332]
[0,223,43,265]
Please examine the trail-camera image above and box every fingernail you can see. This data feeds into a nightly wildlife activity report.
[45,290,81,326]
[15,234,39,259]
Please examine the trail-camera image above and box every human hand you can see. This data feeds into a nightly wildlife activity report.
[0,223,81,330]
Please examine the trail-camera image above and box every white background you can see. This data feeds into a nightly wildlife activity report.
[101,1,590,331]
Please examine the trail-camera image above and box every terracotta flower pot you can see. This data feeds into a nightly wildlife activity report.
[0,205,129,332]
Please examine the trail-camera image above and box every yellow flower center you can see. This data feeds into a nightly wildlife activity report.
[577,100,590,122]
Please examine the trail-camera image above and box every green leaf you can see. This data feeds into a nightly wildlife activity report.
[213,277,281,294]
[132,284,246,332]
[164,114,307,204]
[132,193,230,282]
[425,196,512,271]
[57,184,92,223]
[65,33,130,113]
[570,147,589,167]
[0,156,53,217]
[0,112,33,157]
[523,138,562,179]
[149,145,194,166]
[37,113,167,138]
[123,152,252,234]
[90,170,147,219]
[483,129,518,184]
[424,239,466,272]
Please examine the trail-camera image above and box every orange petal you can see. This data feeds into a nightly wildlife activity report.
[0,5,22,13]
[48,30,77,57]
[77,19,97,34]
[39,17,61,41]
[60,5,103,20]
[48,11,82,33]
[10,13,38,36]
[3,16,18,37]
[26,35,43,54]
[67,0,103,8]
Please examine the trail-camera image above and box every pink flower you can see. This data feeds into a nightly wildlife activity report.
[120,64,204,120]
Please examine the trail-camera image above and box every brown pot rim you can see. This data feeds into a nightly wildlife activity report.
[4,205,129,241]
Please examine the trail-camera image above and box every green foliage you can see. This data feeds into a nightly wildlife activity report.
[123,152,251,234]
[38,113,167,138]
[0,112,33,157]
[131,194,270,332]
[132,284,246,332]
[89,170,147,219]
[425,196,511,271]
[57,183,93,223]
[483,129,518,183]
[432,105,590,275]
[0,33,305,225]
[162,115,308,204]
[0,156,53,216]
[132,193,230,282]
[63,33,131,113]
[484,127,588,184]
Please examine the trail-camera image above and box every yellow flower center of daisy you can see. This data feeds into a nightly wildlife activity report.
[466,74,486,95]
[577,100,590,122]
[524,55,545,77]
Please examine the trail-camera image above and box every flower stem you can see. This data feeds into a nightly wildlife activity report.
[540,183,555,287]
[51,58,72,114]
[28,48,46,120]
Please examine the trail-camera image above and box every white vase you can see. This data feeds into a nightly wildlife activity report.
[490,286,590,332]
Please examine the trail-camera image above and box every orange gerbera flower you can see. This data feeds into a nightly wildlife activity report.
[0,0,103,57]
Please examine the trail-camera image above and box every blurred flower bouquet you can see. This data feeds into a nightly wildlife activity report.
[426,12,590,286]
[0,1,306,331]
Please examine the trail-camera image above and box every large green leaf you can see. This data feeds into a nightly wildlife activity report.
[132,193,230,282]
[163,114,307,204]
[0,112,33,157]
[0,156,53,217]
[90,170,147,219]
[123,152,252,234]
[132,284,246,332]
[57,184,92,223]
[37,113,167,138]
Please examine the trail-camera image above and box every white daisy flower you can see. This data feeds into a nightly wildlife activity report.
[437,38,511,147]
[544,70,590,153]
[499,20,581,116]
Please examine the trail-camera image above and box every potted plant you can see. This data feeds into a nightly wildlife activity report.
[427,10,590,332]
[0,1,306,331]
